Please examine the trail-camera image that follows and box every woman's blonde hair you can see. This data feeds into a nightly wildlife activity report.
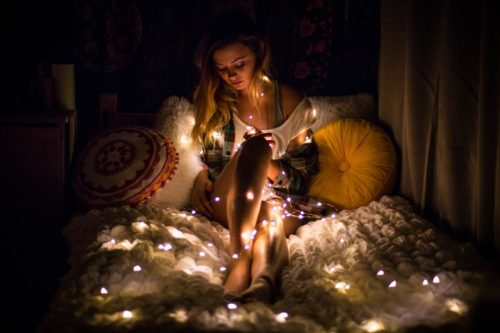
[191,10,273,146]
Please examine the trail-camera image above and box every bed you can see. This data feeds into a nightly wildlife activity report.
[39,95,499,333]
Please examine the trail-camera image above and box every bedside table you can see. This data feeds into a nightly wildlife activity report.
[0,110,76,226]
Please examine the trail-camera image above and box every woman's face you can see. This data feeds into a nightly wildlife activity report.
[212,42,256,91]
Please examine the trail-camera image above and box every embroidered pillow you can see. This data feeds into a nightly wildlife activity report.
[73,127,178,208]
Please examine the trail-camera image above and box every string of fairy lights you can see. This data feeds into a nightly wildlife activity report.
[88,109,468,330]
[92,204,468,332]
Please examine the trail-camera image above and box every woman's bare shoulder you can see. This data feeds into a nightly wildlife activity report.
[279,84,306,119]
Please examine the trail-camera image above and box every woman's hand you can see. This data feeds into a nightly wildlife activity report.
[243,128,275,149]
[191,169,214,218]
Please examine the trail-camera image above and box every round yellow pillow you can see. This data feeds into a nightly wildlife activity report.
[307,119,397,209]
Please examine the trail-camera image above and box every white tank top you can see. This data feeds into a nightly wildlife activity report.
[232,97,316,159]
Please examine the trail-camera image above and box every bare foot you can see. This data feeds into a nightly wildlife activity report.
[240,273,275,303]
[223,255,251,294]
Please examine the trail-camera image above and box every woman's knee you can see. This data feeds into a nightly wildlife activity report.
[239,135,272,163]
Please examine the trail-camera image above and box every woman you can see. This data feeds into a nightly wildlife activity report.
[190,10,318,302]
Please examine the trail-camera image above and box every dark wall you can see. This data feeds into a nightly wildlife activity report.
[4,0,379,138]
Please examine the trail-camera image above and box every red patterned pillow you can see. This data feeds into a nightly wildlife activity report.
[74,127,178,208]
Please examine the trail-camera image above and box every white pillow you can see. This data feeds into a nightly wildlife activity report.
[308,93,376,132]
[146,96,203,210]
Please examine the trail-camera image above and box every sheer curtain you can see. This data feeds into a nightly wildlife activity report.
[378,0,500,255]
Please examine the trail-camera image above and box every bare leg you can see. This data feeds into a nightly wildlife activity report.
[239,199,307,302]
[211,136,272,294]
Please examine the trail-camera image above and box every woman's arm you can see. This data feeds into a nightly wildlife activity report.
[190,165,214,218]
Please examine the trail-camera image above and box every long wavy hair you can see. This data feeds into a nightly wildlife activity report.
[191,10,273,146]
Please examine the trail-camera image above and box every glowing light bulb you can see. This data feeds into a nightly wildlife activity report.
[377,270,384,276]
[111,239,116,244]
[275,311,288,323]
[207,242,214,247]
[100,287,108,295]
[133,265,142,272]
[122,310,133,319]
[422,279,429,286]
[180,135,190,146]
[214,196,221,202]
[199,251,206,257]
[248,115,253,120]
[244,244,250,250]
[246,190,254,201]
[158,243,173,251]
[191,209,197,215]
[227,303,238,310]
[433,275,440,284]
[362,319,385,332]
[219,266,227,272]
[316,202,322,207]
[232,253,239,259]
[335,282,346,289]
[331,214,336,218]
[446,299,467,315]
[388,280,396,288]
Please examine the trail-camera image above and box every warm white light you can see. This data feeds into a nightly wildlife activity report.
[246,190,254,200]
[214,196,221,202]
[111,239,116,244]
[169,309,188,323]
[133,265,142,272]
[362,319,385,332]
[207,242,214,247]
[227,303,238,310]
[446,299,467,315]
[219,266,227,272]
[100,287,108,295]
[191,209,197,215]
[275,311,288,323]
[422,279,429,286]
[212,131,222,140]
[180,135,190,146]
[248,115,253,120]
[331,214,336,218]
[122,310,133,319]
[388,280,396,288]
[317,202,322,207]
[232,253,239,259]
[259,92,264,97]
[244,244,250,250]
[199,251,206,257]
[377,270,384,276]
[335,282,347,289]
[340,238,345,243]
[433,276,440,284]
